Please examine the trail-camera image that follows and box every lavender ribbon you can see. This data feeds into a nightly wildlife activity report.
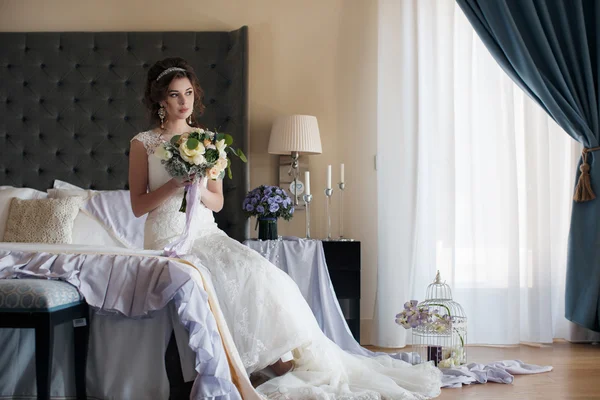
[164,179,200,258]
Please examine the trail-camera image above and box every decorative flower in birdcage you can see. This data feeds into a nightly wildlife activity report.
[395,271,467,368]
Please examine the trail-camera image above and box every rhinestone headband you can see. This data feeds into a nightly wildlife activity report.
[156,67,186,81]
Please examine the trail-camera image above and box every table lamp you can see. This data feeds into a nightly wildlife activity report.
[268,115,322,205]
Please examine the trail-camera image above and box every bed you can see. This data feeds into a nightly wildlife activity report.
[0,28,249,400]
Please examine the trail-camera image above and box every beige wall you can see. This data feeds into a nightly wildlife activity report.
[0,0,379,343]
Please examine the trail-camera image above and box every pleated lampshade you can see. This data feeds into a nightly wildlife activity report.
[268,115,323,155]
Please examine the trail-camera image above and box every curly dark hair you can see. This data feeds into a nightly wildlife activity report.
[144,57,206,128]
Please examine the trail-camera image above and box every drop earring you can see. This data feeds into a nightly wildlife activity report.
[158,106,166,129]
[188,114,193,125]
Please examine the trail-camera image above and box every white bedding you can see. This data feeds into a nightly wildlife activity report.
[0,242,259,400]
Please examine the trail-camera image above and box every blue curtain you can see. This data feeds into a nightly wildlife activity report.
[456,0,600,331]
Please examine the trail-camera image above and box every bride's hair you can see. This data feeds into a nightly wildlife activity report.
[144,57,206,127]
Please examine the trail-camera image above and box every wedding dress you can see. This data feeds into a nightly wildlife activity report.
[132,130,442,399]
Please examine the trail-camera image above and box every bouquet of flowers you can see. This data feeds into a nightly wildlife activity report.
[154,127,247,212]
[395,300,453,332]
[242,185,295,221]
[396,300,466,368]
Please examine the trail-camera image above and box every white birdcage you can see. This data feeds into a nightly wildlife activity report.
[412,271,467,368]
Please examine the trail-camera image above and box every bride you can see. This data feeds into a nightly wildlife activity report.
[129,57,442,399]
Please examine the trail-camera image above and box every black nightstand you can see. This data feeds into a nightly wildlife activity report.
[322,240,361,343]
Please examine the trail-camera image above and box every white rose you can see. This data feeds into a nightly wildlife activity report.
[216,138,227,155]
[179,141,205,163]
[153,145,172,161]
[192,153,206,165]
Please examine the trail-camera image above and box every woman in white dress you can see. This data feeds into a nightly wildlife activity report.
[129,57,442,399]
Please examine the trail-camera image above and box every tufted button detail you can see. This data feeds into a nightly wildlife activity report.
[124,150,130,156]
[107,97,113,103]
[23,81,28,87]
[90,184,96,190]
[72,167,78,173]
[73,133,78,139]
[57,80,63,87]
[194,46,199,51]
[107,133,113,139]
[123,116,129,121]
[142,63,149,68]
[124,80,130,86]
[90,80,96,86]
[74,63,80,69]
[5,98,10,104]
[106,167,112,174]
[39,98,44,104]
[108,63,114,69]
[58,45,63,51]
[21,116,27,122]
[73,98,79,103]
[210,98,216,104]
[210,63,216,69]
[92,46,98,51]
[56,115,62,122]
[6,64,11,69]
[38,168,43,174]
[55,150,61,156]
[90,115,96,121]
[126,46,131,51]
[38,132,44,139]
[40,63,46,69]
[24,46,29,52]
[225,116,231,122]
[161,45,166,51]
[89,150,95,157]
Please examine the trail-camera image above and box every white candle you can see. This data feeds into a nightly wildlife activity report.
[340,163,345,183]
[304,171,311,196]
[327,165,332,189]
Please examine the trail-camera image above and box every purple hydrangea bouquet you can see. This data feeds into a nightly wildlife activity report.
[243,185,294,240]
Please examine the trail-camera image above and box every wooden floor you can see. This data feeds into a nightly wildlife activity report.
[366,342,600,400]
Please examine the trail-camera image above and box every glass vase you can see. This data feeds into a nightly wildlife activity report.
[258,218,278,240]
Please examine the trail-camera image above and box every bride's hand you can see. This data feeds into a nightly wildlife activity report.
[171,175,195,188]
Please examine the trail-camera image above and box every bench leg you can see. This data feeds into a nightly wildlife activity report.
[74,306,89,400]
[35,314,53,400]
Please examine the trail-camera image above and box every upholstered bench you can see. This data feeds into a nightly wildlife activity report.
[0,279,89,400]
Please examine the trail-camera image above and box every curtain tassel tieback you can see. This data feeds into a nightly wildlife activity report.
[574,146,600,202]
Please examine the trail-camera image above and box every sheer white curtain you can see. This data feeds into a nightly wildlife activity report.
[375,0,599,347]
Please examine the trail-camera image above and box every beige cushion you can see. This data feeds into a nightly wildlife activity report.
[2,197,83,244]
[46,188,125,248]
[0,187,48,239]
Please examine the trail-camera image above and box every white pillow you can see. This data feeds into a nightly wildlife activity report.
[53,180,85,191]
[0,187,48,240]
[51,180,146,249]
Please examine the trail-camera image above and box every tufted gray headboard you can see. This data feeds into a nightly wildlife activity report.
[0,28,249,241]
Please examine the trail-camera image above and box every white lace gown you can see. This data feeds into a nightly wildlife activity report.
[133,131,442,399]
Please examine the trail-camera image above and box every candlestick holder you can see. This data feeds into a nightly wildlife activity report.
[324,188,333,240]
[303,193,313,239]
[338,182,346,240]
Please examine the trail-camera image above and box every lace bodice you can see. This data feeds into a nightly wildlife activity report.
[131,130,219,250]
